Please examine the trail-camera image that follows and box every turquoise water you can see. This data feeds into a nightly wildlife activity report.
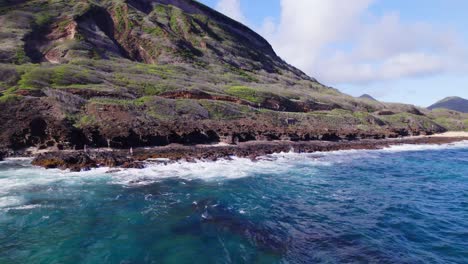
[0,142,467,263]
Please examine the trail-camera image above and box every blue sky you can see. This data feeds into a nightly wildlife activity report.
[199,0,468,106]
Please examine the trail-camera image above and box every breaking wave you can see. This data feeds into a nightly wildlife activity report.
[381,140,468,152]
[0,140,467,210]
[0,140,467,263]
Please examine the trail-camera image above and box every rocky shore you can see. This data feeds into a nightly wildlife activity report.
[27,136,468,171]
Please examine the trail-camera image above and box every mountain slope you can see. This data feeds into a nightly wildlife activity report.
[0,0,465,151]
[428,96,468,113]
[0,0,307,78]
[359,94,378,101]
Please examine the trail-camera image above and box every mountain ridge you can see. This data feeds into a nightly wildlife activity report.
[428,96,468,113]
[359,94,378,101]
[1,0,309,79]
[0,0,467,152]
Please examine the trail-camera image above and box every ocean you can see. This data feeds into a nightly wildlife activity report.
[1,142,467,263]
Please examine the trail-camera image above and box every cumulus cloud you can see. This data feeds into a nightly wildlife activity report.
[315,12,465,84]
[265,0,373,71]
[215,0,247,24]
[216,0,466,85]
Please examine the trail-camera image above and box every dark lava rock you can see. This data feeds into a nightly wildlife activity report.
[32,151,97,171]
[377,110,396,116]
[121,161,146,169]
[32,150,136,171]
[30,136,468,171]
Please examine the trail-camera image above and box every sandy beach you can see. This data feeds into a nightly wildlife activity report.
[430,131,468,138]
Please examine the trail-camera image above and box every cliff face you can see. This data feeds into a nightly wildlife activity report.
[1,0,306,77]
[0,0,463,151]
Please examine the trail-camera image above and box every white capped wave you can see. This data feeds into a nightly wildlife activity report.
[0,153,328,200]
[0,196,24,208]
[0,160,110,207]
[1,157,34,161]
[110,153,330,186]
[0,140,466,196]
[381,140,468,153]
[6,204,44,211]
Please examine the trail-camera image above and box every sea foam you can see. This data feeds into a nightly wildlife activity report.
[0,140,467,210]
[0,196,24,209]
[109,140,468,185]
[381,140,468,153]
[109,153,331,186]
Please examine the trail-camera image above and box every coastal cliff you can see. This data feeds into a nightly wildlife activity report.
[0,0,467,155]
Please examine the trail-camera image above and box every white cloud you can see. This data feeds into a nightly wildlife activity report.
[266,0,373,70]
[318,51,452,84]
[216,0,467,85]
[215,0,247,24]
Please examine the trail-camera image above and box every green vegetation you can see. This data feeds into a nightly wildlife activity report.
[35,12,53,27]
[56,19,72,31]
[53,84,106,90]
[18,67,52,89]
[14,48,29,65]
[133,64,175,79]
[169,5,190,35]
[72,1,91,18]
[226,86,263,103]
[113,3,128,33]
[379,112,437,131]
[134,96,154,106]
[75,115,97,128]
[89,98,135,106]
[200,100,251,120]
[51,65,93,86]
[143,84,173,96]
[154,4,169,16]
[0,86,18,96]
[0,94,21,104]
[143,26,165,37]
[379,113,413,125]
[113,71,177,95]
[433,117,461,131]
[174,48,198,61]
[17,65,100,89]
[228,66,259,82]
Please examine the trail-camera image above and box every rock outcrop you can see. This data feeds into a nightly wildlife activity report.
[32,136,468,171]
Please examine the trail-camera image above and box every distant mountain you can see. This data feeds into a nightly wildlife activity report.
[428,97,468,113]
[359,94,378,101]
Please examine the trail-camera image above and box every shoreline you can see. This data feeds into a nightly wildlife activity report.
[424,131,468,138]
[23,133,468,171]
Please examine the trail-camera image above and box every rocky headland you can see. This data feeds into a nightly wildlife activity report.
[1,0,468,166]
